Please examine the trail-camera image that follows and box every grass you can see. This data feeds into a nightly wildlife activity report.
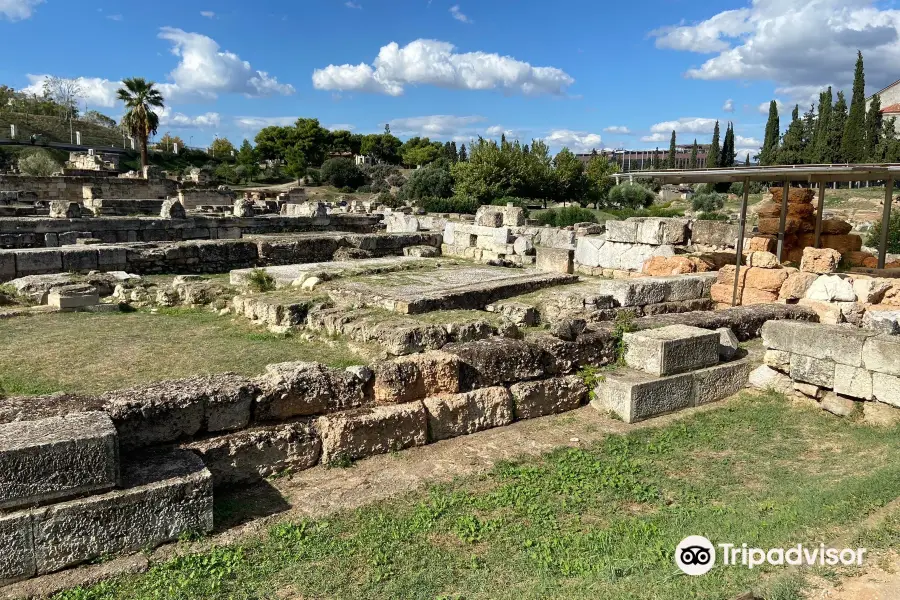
[55,392,900,599]
[0,308,368,396]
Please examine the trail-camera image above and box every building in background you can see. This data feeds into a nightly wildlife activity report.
[576,145,711,172]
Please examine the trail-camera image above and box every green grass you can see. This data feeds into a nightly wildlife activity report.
[0,308,368,396]
[55,393,900,599]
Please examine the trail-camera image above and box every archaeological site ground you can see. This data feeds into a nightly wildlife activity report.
[2,159,900,600]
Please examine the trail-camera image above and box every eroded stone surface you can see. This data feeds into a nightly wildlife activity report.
[317,403,428,463]
[623,324,719,376]
[423,387,513,441]
[509,375,588,420]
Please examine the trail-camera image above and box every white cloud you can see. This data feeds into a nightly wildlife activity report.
[450,5,470,23]
[0,0,43,21]
[21,74,120,108]
[312,39,574,96]
[345,1,362,8]
[159,107,220,129]
[544,129,603,153]
[389,115,486,137]
[640,133,668,143]
[735,135,761,147]
[723,98,734,112]
[326,123,356,131]
[652,1,900,94]
[649,117,718,135]
[603,125,631,134]
[200,10,215,18]
[158,27,294,101]
[758,99,785,114]
[234,116,298,129]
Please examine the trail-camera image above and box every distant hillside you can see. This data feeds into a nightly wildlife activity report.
[0,112,124,148]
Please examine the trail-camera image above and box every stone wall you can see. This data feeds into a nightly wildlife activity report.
[0,214,382,249]
[178,188,236,209]
[0,175,177,202]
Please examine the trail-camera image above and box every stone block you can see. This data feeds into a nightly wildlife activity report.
[693,358,752,405]
[30,449,213,574]
[535,247,574,274]
[0,251,15,281]
[793,382,822,399]
[0,412,118,511]
[863,334,900,376]
[509,375,588,420]
[873,372,900,408]
[623,324,719,376]
[593,274,715,307]
[47,284,99,309]
[538,228,576,249]
[185,421,321,486]
[805,275,856,302]
[853,278,891,304]
[789,354,835,388]
[423,387,513,441]
[821,392,857,417]
[764,349,791,372]
[14,249,62,276]
[0,512,34,585]
[254,362,366,421]
[486,301,539,326]
[575,236,676,272]
[317,403,428,463]
[748,365,793,394]
[779,271,819,301]
[716,327,739,360]
[592,369,694,423]
[746,251,779,268]
[604,219,639,243]
[371,351,461,404]
[800,247,841,274]
[59,247,98,272]
[442,338,556,387]
[796,298,844,325]
[833,364,873,400]
[97,246,127,269]
[691,220,739,247]
[43,233,59,248]
[760,320,875,367]
[862,308,900,334]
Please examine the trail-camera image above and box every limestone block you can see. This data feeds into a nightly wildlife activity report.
[863,335,900,376]
[636,217,691,245]
[800,247,841,274]
[538,228,576,249]
[623,325,719,376]
[160,198,186,219]
[605,219,639,244]
[486,301,539,326]
[0,251,15,280]
[691,220,739,248]
[513,236,534,256]
[423,387,513,441]
[820,392,856,417]
[820,233,862,254]
[862,308,900,334]
[594,274,715,307]
[317,403,428,463]
[764,349,791,372]
[778,272,819,301]
[748,365,793,394]
[717,327,740,360]
[371,351,461,404]
[30,449,213,574]
[14,249,62,276]
[873,372,900,407]
[97,246,127,269]
[833,364,873,400]
[474,206,503,227]
[509,375,588,420]
[793,382,822,399]
[0,512,34,585]
[403,245,439,258]
[0,412,118,512]
[593,369,694,423]
[789,354,835,388]
[59,247,98,272]
[185,421,321,486]
[742,267,789,292]
[254,362,366,421]
[49,201,81,219]
[574,236,675,271]
[385,213,420,233]
[760,320,875,367]
[47,284,99,309]
[821,219,853,235]
[747,251,779,268]
[796,298,844,324]
[441,338,556,387]
[805,274,856,302]
[58,232,81,246]
[535,247,574,274]
[853,278,891,304]
[693,358,752,405]
[43,233,59,248]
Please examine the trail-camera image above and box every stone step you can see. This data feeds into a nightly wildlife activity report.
[591,274,717,307]
[1,449,212,583]
[591,358,752,423]
[622,324,720,376]
[229,256,433,288]
[0,412,119,512]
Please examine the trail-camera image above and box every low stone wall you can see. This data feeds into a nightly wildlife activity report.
[82,198,165,217]
[0,174,176,202]
[178,188,235,209]
[0,214,382,249]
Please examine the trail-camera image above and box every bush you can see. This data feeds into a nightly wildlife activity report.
[607,183,655,209]
[418,196,480,214]
[356,185,372,194]
[399,163,453,201]
[18,150,60,177]
[246,269,275,293]
[729,181,764,196]
[375,191,403,209]
[536,206,597,227]
[696,212,729,221]
[691,192,726,213]
[866,212,900,254]
[320,158,366,189]
[304,168,322,186]
[604,206,686,219]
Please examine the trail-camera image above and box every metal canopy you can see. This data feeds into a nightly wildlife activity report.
[614,163,900,185]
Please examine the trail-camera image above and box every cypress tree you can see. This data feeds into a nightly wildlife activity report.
[458,143,468,161]
[668,130,677,168]
[760,100,780,165]
[814,87,833,163]
[745,154,750,166]
[830,91,848,163]
[866,94,882,161]
[689,139,698,169]
[843,51,867,163]
[779,104,805,165]
[801,105,816,163]
[708,121,721,167]
[721,122,735,167]
[449,141,459,163]
[652,147,661,168]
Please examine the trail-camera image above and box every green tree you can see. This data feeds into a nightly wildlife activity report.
[400,137,442,166]
[209,137,235,158]
[156,132,184,153]
[552,147,589,204]
[830,91,848,163]
[399,163,454,201]
[651,147,661,169]
[236,139,259,180]
[721,123,735,167]
[448,141,459,163]
[458,143,468,161]
[801,105,816,163]
[778,105,806,165]
[292,118,330,167]
[585,154,619,206]
[361,132,402,164]
[329,129,356,155]
[814,87,833,163]
[689,139,698,169]
[866,94,883,161]
[608,183,655,209]
[667,130,677,168]
[254,126,295,162]
[843,51,867,163]
[708,121,721,167]
[18,150,60,176]
[284,146,307,180]
[760,100,780,165]
[116,77,165,169]
[320,157,366,189]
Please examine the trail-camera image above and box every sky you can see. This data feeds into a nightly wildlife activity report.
[2,0,900,161]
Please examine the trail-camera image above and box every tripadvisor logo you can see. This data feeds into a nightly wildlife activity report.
[675,536,867,576]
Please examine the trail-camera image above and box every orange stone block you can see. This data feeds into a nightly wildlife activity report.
[747,236,777,253]
[820,234,862,254]
[770,187,815,204]
[642,255,696,276]
[743,267,789,292]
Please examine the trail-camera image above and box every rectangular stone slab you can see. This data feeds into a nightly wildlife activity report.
[592,369,695,423]
[761,320,876,367]
[623,324,720,376]
[0,512,35,585]
[30,449,213,574]
[0,412,118,511]
[592,274,716,307]
[693,359,753,405]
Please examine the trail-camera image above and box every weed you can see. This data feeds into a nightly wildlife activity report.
[612,310,636,364]
[246,269,276,293]
[325,452,354,469]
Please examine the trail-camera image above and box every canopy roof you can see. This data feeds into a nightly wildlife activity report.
[616,163,900,184]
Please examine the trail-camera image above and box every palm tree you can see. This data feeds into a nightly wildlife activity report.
[116,78,164,170]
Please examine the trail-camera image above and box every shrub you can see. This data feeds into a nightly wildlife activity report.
[375,191,402,209]
[729,181,764,196]
[691,192,726,213]
[696,212,729,221]
[399,163,453,201]
[18,150,60,177]
[305,168,322,186]
[246,269,275,293]
[320,158,366,189]
[536,206,597,227]
[356,185,372,194]
[607,183,655,209]
[605,206,685,220]
[866,212,900,254]
[418,196,480,214]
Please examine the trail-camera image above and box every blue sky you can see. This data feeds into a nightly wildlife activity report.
[2,0,899,160]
